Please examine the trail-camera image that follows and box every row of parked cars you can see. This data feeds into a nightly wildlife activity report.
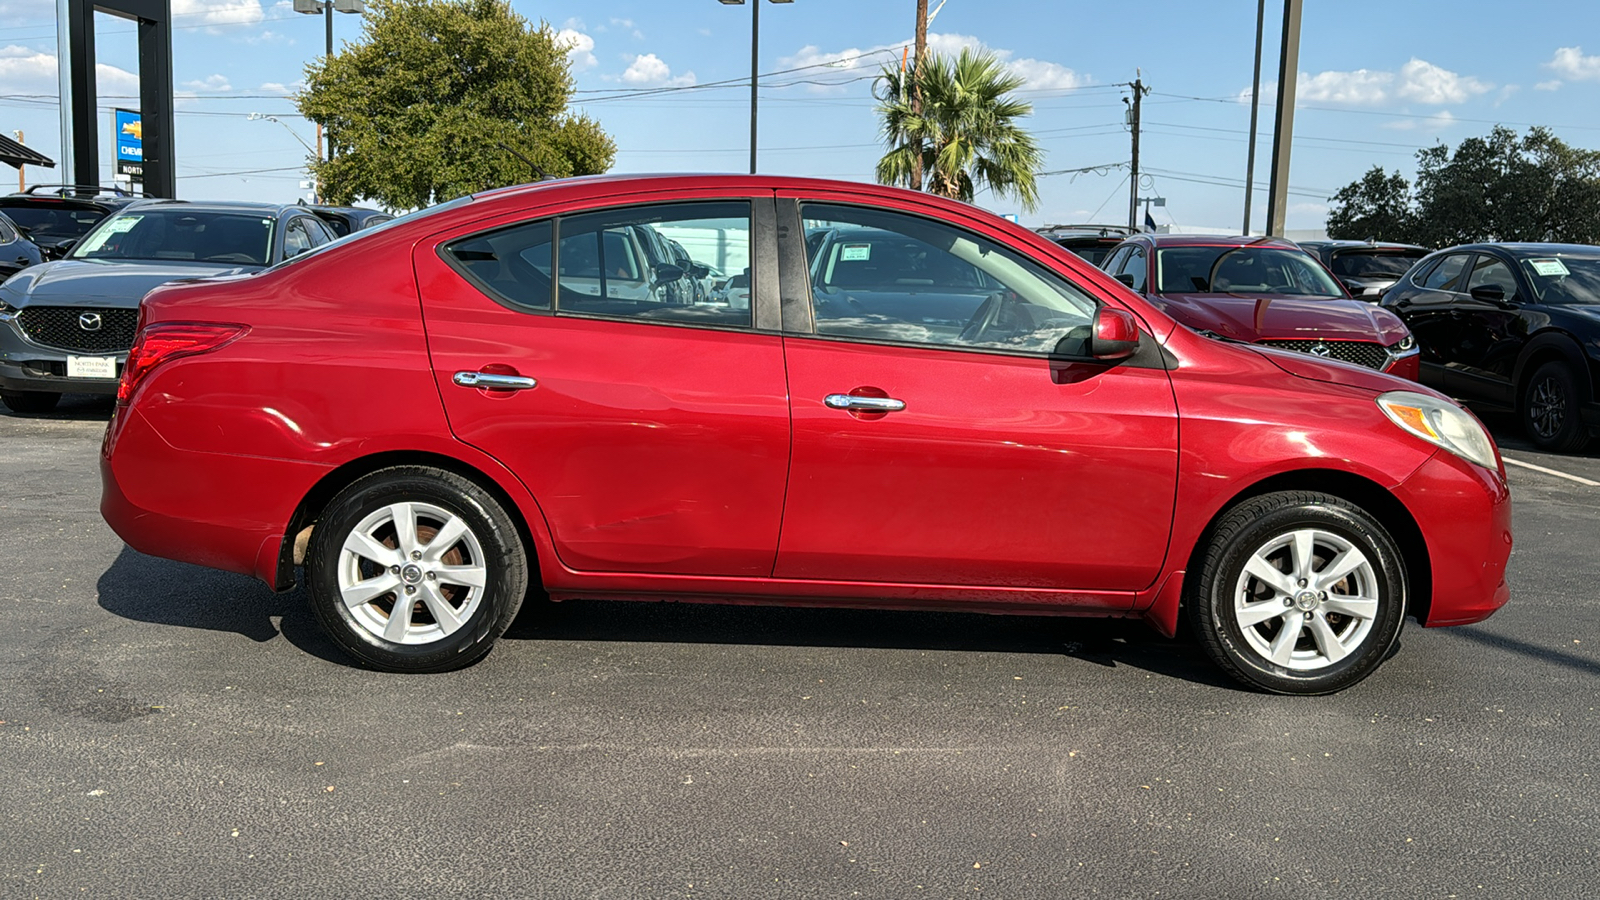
[1041,224,1600,453]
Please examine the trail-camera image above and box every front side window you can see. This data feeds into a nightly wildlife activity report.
[72,209,276,265]
[1465,255,1517,299]
[800,204,1096,355]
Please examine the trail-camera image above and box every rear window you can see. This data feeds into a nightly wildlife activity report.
[0,203,108,242]
[1330,250,1427,279]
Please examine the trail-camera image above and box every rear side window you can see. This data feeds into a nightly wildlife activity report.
[443,219,555,310]
[1422,254,1470,291]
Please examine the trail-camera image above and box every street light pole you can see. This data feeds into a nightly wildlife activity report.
[1243,0,1264,234]
[1265,0,1302,238]
[718,0,792,175]
[295,0,365,164]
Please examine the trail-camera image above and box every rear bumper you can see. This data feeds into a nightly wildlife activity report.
[1394,450,1513,627]
[101,405,330,586]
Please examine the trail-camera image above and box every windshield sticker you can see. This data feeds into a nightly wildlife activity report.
[1528,258,1570,277]
[76,215,141,254]
[840,243,871,262]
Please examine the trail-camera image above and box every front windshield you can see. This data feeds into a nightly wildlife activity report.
[1519,255,1600,305]
[1,205,108,243]
[1156,245,1345,297]
[1331,250,1426,279]
[71,209,275,265]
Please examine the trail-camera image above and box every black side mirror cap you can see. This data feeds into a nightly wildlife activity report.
[1112,272,1137,289]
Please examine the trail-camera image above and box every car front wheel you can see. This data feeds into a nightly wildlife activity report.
[1191,492,1407,695]
[307,466,528,673]
[1522,361,1592,453]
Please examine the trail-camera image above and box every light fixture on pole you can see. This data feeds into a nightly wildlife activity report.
[294,0,365,162]
[717,0,793,175]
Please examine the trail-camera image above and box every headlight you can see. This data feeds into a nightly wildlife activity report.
[1390,335,1416,353]
[1377,390,1498,470]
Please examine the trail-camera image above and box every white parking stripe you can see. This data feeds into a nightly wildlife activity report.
[1502,455,1600,487]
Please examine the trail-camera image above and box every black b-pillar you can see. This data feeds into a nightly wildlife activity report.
[66,0,175,198]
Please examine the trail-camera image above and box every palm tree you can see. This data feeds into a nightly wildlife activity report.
[874,47,1043,212]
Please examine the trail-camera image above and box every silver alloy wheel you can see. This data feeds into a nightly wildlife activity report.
[1529,376,1566,440]
[1231,528,1379,672]
[336,501,488,645]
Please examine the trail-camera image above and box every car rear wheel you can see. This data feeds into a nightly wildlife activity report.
[1,390,60,414]
[307,466,528,673]
[1522,361,1592,453]
[1191,492,1406,695]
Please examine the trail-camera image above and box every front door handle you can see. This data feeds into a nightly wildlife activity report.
[824,393,905,412]
[453,371,538,391]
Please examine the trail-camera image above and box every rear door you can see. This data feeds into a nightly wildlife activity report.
[772,196,1179,596]
[415,193,792,577]
[1392,251,1472,390]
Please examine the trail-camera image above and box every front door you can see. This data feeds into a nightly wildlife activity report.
[1445,252,1527,406]
[773,200,1180,594]
[415,197,791,577]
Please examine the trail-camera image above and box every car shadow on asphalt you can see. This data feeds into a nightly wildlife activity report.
[0,393,116,422]
[507,595,1240,690]
[1446,625,1600,678]
[95,546,350,666]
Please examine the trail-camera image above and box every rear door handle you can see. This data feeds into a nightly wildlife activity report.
[453,371,538,391]
[824,393,905,412]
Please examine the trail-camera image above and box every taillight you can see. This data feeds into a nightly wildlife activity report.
[118,321,248,404]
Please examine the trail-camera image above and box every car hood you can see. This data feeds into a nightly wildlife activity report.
[1148,292,1409,344]
[0,258,259,307]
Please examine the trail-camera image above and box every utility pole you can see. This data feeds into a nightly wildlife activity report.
[1243,0,1264,234]
[1125,73,1147,231]
[911,0,927,191]
[12,131,22,192]
[1265,0,1302,237]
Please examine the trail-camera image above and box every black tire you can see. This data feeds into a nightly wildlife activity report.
[307,466,528,673]
[1,390,61,414]
[1522,361,1592,453]
[1190,491,1407,695]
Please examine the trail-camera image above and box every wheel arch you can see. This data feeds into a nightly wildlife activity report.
[1513,329,1592,409]
[1180,468,1432,626]
[272,449,542,593]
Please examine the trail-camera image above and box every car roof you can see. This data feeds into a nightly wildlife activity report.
[1131,233,1304,250]
[1444,242,1600,258]
[1306,240,1429,252]
[120,199,309,216]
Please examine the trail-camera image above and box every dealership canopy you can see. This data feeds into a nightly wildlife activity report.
[0,132,55,170]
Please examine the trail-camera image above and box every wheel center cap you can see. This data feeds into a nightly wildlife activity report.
[401,564,424,585]
[1295,591,1319,611]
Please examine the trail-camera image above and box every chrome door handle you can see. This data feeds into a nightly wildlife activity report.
[453,371,538,391]
[824,393,905,412]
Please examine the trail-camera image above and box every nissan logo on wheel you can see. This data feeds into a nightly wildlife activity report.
[78,312,103,332]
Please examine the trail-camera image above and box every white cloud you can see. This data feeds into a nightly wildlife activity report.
[1548,46,1600,81]
[1298,67,1390,104]
[259,81,300,93]
[620,53,695,87]
[562,17,585,31]
[1394,58,1490,104]
[0,45,138,97]
[172,0,264,29]
[555,28,596,70]
[779,32,1087,94]
[1380,110,1456,132]
[1240,58,1489,107]
[182,74,232,92]
[1536,79,1563,91]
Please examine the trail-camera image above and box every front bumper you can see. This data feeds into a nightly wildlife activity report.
[0,313,125,395]
[1394,449,1513,627]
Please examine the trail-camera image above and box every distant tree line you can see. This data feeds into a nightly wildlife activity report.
[1326,126,1600,247]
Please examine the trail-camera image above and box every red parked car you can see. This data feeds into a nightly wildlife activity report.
[1101,234,1421,380]
[100,175,1511,694]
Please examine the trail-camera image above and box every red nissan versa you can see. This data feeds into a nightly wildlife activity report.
[99,175,1511,694]
[1101,234,1422,380]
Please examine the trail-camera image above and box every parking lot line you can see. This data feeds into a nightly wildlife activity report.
[1501,455,1600,487]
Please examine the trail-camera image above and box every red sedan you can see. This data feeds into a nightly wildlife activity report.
[1101,234,1422,381]
[100,175,1510,694]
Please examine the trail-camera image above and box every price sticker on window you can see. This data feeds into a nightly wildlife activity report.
[840,243,871,261]
[1527,258,1569,277]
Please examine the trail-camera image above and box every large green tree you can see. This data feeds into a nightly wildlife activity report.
[1326,126,1600,246]
[873,47,1043,212]
[297,0,615,210]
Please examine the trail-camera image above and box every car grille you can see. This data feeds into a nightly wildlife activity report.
[15,306,138,353]
[1256,339,1389,370]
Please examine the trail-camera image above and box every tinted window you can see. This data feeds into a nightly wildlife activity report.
[1101,246,1130,274]
[1330,250,1427,278]
[555,202,752,327]
[0,205,106,242]
[1121,246,1147,292]
[1422,253,1470,291]
[1519,255,1600,305]
[1063,243,1116,266]
[71,209,275,265]
[1465,255,1518,299]
[0,216,14,243]
[443,219,554,310]
[284,219,313,258]
[800,204,1096,355]
[1155,246,1342,296]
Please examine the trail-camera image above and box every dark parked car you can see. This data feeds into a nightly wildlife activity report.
[1102,234,1419,379]
[1037,224,1136,267]
[0,199,338,413]
[1380,242,1600,452]
[99,174,1511,694]
[0,184,146,260]
[305,204,393,238]
[0,210,43,279]
[1300,240,1431,300]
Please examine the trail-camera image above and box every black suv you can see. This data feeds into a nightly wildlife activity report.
[1380,242,1600,452]
[0,184,147,261]
[1036,224,1136,267]
[1299,240,1431,301]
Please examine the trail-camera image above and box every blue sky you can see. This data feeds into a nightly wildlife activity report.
[2,0,1598,232]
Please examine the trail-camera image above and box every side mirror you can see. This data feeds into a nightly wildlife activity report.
[1469,283,1511,304]
[688,263,710,279]
[1113,272,1137,289]
[1090,307,1141,360]
[654,263,685,282]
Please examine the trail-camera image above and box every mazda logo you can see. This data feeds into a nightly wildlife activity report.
[78,312,103,332]
[1309,342,1331,358]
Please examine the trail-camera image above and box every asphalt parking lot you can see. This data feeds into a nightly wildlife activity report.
[2,395,1596,899]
